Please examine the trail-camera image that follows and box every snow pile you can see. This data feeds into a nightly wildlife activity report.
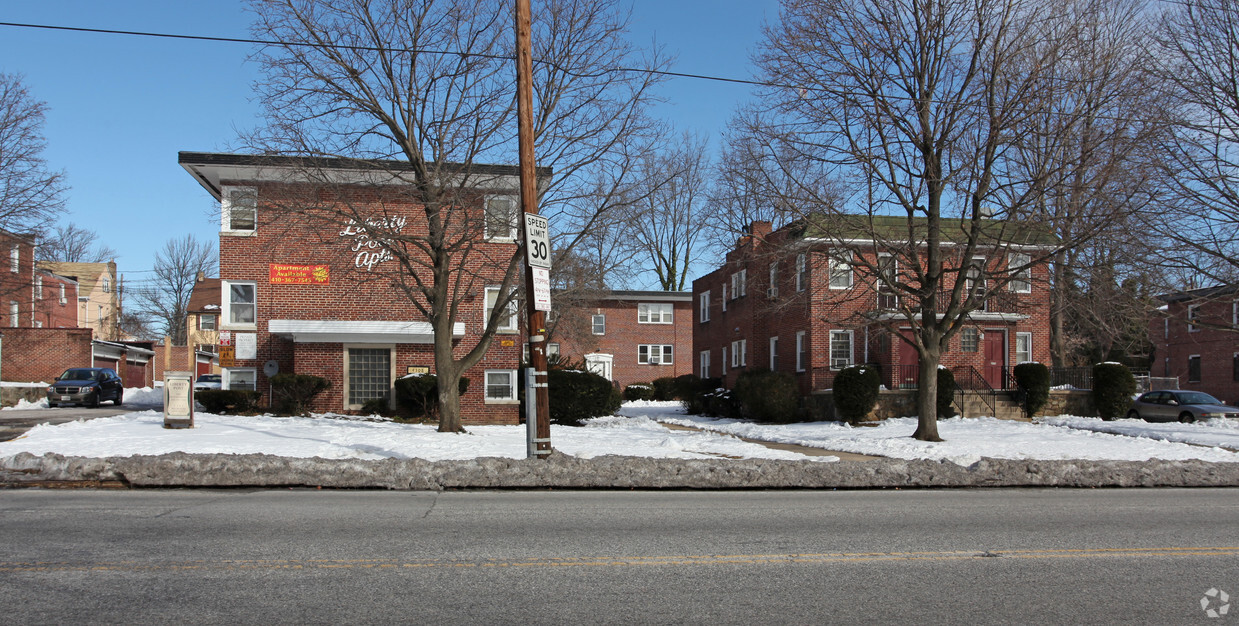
[1041,415,1239,451]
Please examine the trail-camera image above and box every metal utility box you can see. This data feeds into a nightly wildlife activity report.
[163,371,195,429]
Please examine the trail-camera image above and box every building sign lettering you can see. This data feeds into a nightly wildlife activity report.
[270,264,330,285]
[339,217,407,271]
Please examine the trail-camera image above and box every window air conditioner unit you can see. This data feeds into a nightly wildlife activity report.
[649,355,660,365]
[767,287,778,299]
[833,358,850,369]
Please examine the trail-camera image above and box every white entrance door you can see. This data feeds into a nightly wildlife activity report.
[584,353,613,381]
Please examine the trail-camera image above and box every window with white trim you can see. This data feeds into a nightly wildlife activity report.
[731,269,747,298]
[638,344,673,365]
[1188,304,1200,332]
[1015,332,1032,364]
[101,276,110,293]
[222,186,257,233]
[700,291,710,322]
[34,275,42,300]
[638,302,673,324]
[770,336,779,370]
[795,331,806,372]
[484,195,518,241]
[9,245,18,272]
[768,262,778,298]
[721,346,728,373]
[829,330,853,369]
[59,283,66,305]
[721,283,728,311]
[795,253,807,291]
[965,257,986,297]
[8,301,17,327]
[485,287,518,332]
[225,367,257,391]
[700,350,711,378]
[828,250,852,289]
[485,369,518,402]
[200,314,217,331]
[1008,253,1031,293]
[223,281,256,327]
[592,314,605,335]
[346,347,391,408]
[731,339,746,368]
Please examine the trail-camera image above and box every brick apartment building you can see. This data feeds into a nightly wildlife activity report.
[693,220,1052,397]
[179,151,531,422]
[1,229,36,328]
[36,260,121,341]
[548,290,693,389]
[1150,285,1238,405]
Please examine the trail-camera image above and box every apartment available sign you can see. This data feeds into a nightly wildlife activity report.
[270,264,330,285]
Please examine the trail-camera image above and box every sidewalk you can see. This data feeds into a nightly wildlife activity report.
[660,423,882,461]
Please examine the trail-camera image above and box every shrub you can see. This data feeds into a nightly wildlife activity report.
[673,374,702,400]
[733,368,801,423]
[935,367,956,418]
[651,377,678,401]
[195,389,263,414]
[1013,362,1051,417]
[547,368,621,426]
[269,373,330,415]
[1092,362,1136,421]
[393,374,470,420]
[623,384,654,402]
[360,398,395,418]
[680,377,724,415]
[833,365,880,423]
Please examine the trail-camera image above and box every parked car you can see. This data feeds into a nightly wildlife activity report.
[194,374,222,391]
[46,368,124,408]
[1127,390,1239,423]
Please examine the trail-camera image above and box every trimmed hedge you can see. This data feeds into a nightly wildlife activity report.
[195,389,263,414]
[934,367,956,418]
[1092,362,1136,421]
[623,384,654,401]
[833,365,880,423]
[269,373,330,416]
[393,374,470,421]
[1013,362,1051,418]
[651,377,678,401]
[733,368,801,423]
[547,368,622,426]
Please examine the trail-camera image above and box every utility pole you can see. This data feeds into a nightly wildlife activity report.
[515,0,551,458]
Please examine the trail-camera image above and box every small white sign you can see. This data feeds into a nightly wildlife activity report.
[523,213,551,269]
[532,267,552,311]
[219,330,232,347]
[236,333,257,360]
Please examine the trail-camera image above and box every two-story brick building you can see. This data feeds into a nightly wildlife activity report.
[36,261,121,341]
[547,290,693,389]
[179,151,529,422]
[1150,285,1238,405]
[694,219,1052,401]
[1,229,36,328]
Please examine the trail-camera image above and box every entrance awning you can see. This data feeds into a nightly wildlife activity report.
[268,320,466,344]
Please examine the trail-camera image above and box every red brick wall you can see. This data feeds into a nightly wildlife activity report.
[1150,296,1238,405]
[552,295,693,389]
[33,272,79,329]
[0,231,35,328]
[1,327,93,383]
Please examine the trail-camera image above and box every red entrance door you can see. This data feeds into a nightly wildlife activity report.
[982,330,1006,389]
[898,330,919,389]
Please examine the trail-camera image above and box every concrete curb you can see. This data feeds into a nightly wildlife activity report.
[4,452,1239,490]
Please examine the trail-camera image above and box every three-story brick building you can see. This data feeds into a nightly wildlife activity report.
[1150,285,1238,405]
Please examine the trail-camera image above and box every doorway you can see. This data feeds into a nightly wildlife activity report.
[982,329,1007,389]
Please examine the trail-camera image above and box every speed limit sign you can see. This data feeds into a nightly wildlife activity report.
[523,213,551,269]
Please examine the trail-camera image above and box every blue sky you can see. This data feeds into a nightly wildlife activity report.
[0,1,779,291]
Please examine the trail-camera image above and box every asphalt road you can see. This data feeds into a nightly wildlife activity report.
[2,489,1237,623]
[0,405,136,441]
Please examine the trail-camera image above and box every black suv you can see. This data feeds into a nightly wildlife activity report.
[47,368,124,408]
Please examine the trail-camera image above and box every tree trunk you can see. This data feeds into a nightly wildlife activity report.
[436,373,464,433]
[912,345,943,442]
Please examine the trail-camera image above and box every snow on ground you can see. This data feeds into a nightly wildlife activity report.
[625,402,1239,464]
[1040,415,1239,451]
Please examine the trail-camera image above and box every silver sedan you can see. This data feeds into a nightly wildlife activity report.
[1126,390,1239,423]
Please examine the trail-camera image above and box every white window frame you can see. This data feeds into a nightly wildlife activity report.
[638,344,674,365]
[592,313,605,335]
[1188,304,1200,333]
[721,283,728,311]
[547,343,560,361]
[485,286,518,333]
[1008,253,1032,293]
[731,339,747,368]
[101,276,110,293]
[731,269,747,298]
[829,330,853,370]
[484,195,519,241]
[222,280,257,329]
[770,336,779,371]
[221,186,258,234]
[9,245,18,272]
[34,275,42,300]
[700,350,711,378]
[828,250,852,289]
[637,302,673,324]
[223,367,257,391]
[8,301,17,328]
[768,262,778,299]
[485,369,519,403]
[1015,332,1033,364]
[795,331,806,372]
[58,283,66,305]
[721,345,728,373]
[795,253,807,292]
[200,314,217,331]
[700,291,711,322]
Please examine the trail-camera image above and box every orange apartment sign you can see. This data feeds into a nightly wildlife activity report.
[269,263,331,285]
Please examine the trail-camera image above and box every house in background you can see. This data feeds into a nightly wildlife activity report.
[548,290,693,389]
[1150,285,1238,405]
[37,261,121,341]
[693,220,1053,410]
[33,268,80,329]
[185,273,222,377]
[0,229,36,328]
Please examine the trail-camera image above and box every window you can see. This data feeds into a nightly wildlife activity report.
[638,344,673,365]
[731,339,747,368]
[769,336,779,370]
[1164,317,1169,339]
[222,186,257,232]
[700,350,711,378]
[1188,305,1200,332]
[347,347,391,407]
[961,328,979,352]
[965,257,986,297]
[638,302,673,324]
[796,331,807,372]
[485,370,518,402]
[1233,353,1239,382]
[1015,332,1032,364]
[59,284,66,305]
[829,330,853,369]
[223,281,256,327]
[200,314,217,331]
[8,301,17,327]
[9,244,18,272]
[484,195,518,240]
[225,368,257,391]
[101,276,110,293]
[485,287,518,332]
[768,263,778,299]
[1009,253,1031,293]
[877,254,898,309]
[828,250,852,289]
[34,275,42,300]
[699,291,711,322]
[721,346,728,373]
[795,253,807,292]
[1188,355,1202,383]
[721,283,728,311]
[592,314,605,335]
[731,269,747,298]
[547,343,560,361]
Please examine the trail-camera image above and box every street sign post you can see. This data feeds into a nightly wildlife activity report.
[524,213,551,269]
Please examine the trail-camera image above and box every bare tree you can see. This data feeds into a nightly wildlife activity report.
[38,224,119,263]
[241,0,664,432]
[131,235,218,345]
[0,73,66,235]
[751,0,1129,440]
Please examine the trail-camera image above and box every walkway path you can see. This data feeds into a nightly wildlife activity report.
[660,423,883,461]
